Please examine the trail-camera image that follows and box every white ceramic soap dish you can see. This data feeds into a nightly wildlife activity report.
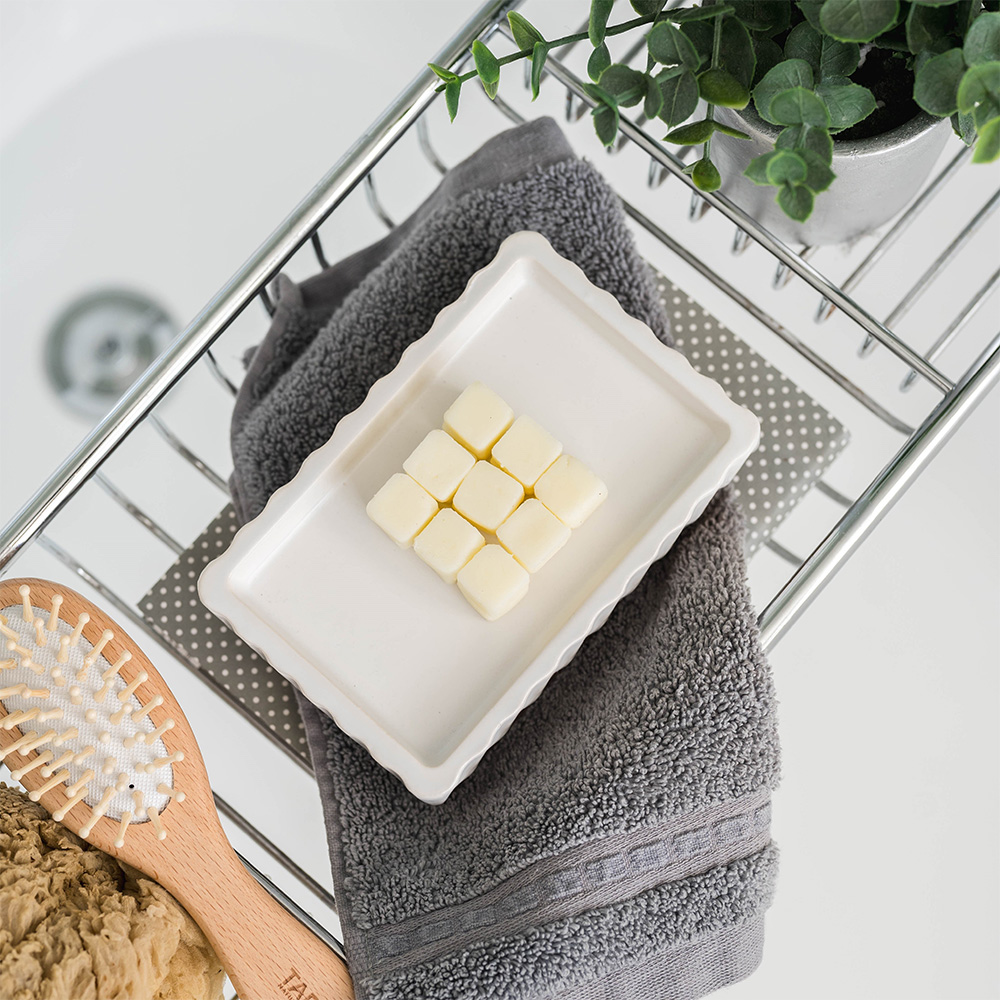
[199,232,759,803]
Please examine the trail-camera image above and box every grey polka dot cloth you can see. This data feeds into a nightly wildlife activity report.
[139,272,848,763]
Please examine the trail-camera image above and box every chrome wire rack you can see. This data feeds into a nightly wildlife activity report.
[1,0,998,990]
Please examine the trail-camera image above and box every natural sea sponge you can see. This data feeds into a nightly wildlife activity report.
[0,783,224,1000]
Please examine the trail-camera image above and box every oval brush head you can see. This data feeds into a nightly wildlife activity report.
[0,578,354,1000]
[0,579,186,850]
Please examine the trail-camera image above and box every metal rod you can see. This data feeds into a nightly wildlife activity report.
[93,474,184,555]
[524,39,955,393]
[204,349,239,396]
[732,228,752,256]
[759,333,1000,651]
[236,849,346,960]
[311,232,330,269]
[416,117,448,175]
[901,269,1000,391]
[773,246,816,290]
[765,539,803,567]
[816,146,972,322]
[32,535,314,777]
[365,172,395,229]
[0,0,515,572]
[814,480,853,507]
[258,286,275,317]
[216,793,340,918]
[149,416,229,493]
[621,201,915,435]
[859,189,1000,355]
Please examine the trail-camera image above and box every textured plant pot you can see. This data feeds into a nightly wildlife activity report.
[712,104,952,245]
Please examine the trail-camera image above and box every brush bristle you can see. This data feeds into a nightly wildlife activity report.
[0,585,182,844]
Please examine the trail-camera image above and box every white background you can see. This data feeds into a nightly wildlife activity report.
[1,3,997,999]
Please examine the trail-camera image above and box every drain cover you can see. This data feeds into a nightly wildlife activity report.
[45,290,176,419]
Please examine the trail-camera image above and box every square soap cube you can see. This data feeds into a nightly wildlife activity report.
[497,499,571,573]
[443,382,514,459]
[534,455,608,528]
[413,508,485,584]
[457,544,530,621]
[491,415,562,489]
[403,428,475,502]
[452,461,525,532]
[366,473,438,547]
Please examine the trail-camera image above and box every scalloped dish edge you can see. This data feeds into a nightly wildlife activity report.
[200,232,760,803]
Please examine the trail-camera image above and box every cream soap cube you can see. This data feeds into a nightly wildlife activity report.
[534,456,608,528]
[491,415,562,489]
[403,428,475,502]
[443,382,514,459]
[497,499,571,573]
[366,473,438,547]
[452,461,525,532]
[413,508,485,584]
[457,544,530,621]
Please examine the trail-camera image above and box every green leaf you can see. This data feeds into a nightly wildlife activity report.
[914,48,966,115]
[713,120,753,138]
[765,149,808,184]
[776,123,834,161]
[958,61,1000,126]
[590,0,615,47]
[745,151,780,185]
[820,0,900,42]
[965,12,1000,65]
[600,63,647,106]
[680,20,714,67]
[698,67,752,107]
[951,108,977,144]
[445,80,461,121]
[754,59,814,124]
[973,114,1000,161]
[753,36,784,85]
[472,40,500,100]
[644,73,664,118]
[731,0,791,35]
[508,12,545,52]
[649,21,701,69]
[589,42,612,82]
[692,156,722,191]
[428,62,458,83]
[815,77,877,129]
[592,102,620,145]
[719,16,758,89]
[530,42,549,100]
[785,22,860,78]
[796,0,825,31]
[778,182,815,221]
[906,3,953,55]
[657,68,700,125]
[799,147,837,191]
[668,4,735,22]
[911,0,968,6]
[770,86,832,126]
[664,117,717,143]
[630,0,663,14]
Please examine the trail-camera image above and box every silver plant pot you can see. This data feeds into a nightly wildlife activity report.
[712,104,952,246]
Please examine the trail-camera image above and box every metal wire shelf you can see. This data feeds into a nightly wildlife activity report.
[1,0,997,986]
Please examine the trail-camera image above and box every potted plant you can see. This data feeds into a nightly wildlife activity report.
[432,1,1000,244]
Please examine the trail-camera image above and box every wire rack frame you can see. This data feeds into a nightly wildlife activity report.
[1,0,998,978]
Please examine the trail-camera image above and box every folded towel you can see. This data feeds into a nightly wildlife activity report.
[229,118,779,1000]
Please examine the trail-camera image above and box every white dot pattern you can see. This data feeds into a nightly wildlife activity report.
[139,275,849,763]
[657,273,850,553]
[138,506,310,763]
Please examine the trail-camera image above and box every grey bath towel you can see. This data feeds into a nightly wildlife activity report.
[229,119,779,1000]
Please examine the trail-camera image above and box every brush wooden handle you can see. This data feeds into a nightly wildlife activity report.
[149,814,354,1000]
[0,579,354,1000]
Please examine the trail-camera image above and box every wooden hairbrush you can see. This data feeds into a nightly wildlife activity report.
[0,578,354,1000]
